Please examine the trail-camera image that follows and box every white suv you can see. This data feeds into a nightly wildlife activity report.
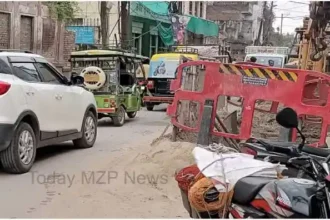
[0,51,98,174]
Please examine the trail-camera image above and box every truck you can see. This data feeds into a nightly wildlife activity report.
[244,46,290,68]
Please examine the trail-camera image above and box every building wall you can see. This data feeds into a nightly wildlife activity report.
[182,1,207,19]
[131,16,170,57]
[74,2,120,45]
[251,2,263,41]
[206,2,263,44]
[181,1,207,45]
[0,12,10,49]
[206,1,263,60]
[0,1,75,74]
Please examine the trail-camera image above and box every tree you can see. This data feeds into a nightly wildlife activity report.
[262,1,275,44]
[44,2,79,22]
[270,32,295,47]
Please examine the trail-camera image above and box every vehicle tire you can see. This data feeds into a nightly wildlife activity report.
[146,105,154,111]
[127,111,137,118]
[113,106,125,127]
[73,111,97,149]
[0,122,37,174]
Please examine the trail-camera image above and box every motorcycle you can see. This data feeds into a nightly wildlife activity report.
[239,114,330,179]
[184,108,330,218]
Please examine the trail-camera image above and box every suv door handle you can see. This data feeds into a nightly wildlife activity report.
[55,95,62,100]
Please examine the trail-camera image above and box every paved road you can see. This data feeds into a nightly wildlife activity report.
[0,105,169,218]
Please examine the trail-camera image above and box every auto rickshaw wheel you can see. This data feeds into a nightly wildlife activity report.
[146,104,154,111]
[127,111,137,118]
[113,106,125,127]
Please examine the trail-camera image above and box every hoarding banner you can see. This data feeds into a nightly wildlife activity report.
[149,58,179,79]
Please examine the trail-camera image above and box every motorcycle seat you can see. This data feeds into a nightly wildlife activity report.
[253,139,330,158]
[233,177,274,205]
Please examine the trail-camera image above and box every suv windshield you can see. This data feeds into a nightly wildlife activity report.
[245,56,283,68]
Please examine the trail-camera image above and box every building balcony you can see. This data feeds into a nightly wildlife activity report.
[241,3,253,15]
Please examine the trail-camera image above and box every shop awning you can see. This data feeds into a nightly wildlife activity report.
[186,15,219,37]
[139,1,169,15]
[135,1,219,46]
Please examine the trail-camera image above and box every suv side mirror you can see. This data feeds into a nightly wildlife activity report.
[276,107,298,128]
[71,72,84,85]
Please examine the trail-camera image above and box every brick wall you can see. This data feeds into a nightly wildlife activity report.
[0,12,10,49]
[42,18,56,59]
[62,30,75,76]
[0,2,76,74]
[20,16,33,51]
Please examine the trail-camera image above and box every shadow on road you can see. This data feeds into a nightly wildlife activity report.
[0,143,78,175]
[97,118,135,127]
[35,142,78,163]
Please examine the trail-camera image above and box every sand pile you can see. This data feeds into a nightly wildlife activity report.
[136,139,196,177]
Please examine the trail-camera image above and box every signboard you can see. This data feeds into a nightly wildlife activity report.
[171,14,190,45]
[149,58,179,78]
[242,76,268,86]
[245,46,289,55]
[66,26,95,44]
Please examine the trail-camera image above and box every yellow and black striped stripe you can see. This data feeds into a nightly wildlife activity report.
[219,64,298,82]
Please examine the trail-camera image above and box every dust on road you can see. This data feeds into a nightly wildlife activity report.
[0,105,190,218]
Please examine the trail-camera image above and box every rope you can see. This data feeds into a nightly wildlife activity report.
[175,164,204,192]
[188,177,234,213]
[197,143,239,154]
[187,148,235,217]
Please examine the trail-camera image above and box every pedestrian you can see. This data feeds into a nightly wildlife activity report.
[250,56,257,63]
[268,60,275,67]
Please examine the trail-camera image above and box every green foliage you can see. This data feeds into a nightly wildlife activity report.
[270,32,295,47]
[44,1,79,22]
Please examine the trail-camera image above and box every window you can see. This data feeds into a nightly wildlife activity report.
[158,36,167,52]
[189,2,192,14]
[12,63,41,82]
[133,33,142,54]
[178,2,183,14]
[245,56,283,68]
[200,2,203,17]
[34,63,62,84]
[0,57,12,74]
[71,18,84,25]
[150,34,158,57]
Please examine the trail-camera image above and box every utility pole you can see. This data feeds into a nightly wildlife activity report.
[120,1,129,47]
[118,1,121,38]
[280,13,283,36]
[100,1,111,48]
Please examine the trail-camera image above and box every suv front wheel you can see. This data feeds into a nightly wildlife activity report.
[73,111,97,148]
[0,122,37,174]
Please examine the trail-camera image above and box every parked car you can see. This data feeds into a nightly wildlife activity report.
[0,50,98,174]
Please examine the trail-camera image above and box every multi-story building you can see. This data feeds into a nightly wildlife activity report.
[178,1,208,45]
[71,1,168,56]
[129,1,171,57]
[206,1,264,60]
[71,1,216,57]
[69,2,120,47]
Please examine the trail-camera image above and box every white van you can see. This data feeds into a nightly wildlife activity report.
[244,46,289,68]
